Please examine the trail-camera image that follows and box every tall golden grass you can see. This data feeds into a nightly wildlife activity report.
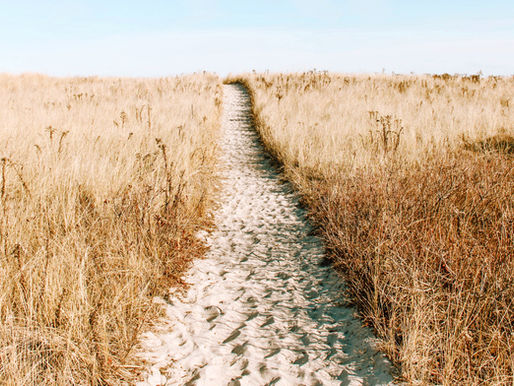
[0,73,221,384]
[234,72,514,384]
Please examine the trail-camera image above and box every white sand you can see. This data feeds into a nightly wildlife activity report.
[136,84,394,385]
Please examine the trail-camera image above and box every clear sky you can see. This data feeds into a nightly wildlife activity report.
[0,0,513,76]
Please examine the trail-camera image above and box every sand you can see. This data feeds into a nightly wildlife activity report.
[136,83,394,385]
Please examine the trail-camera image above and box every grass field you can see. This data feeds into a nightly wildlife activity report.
[1,71,512,384]
[0,74,221,384]
[234,72,513,384]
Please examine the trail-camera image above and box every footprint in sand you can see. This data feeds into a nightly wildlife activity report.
[137,84,394,386]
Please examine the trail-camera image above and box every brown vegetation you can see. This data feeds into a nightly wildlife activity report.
[0,74,221,384]
[233,72,514,384]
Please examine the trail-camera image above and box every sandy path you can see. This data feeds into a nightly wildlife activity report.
[136,84,394,385]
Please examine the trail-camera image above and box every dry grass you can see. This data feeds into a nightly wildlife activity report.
[233,72,514,384]
[0,73,222,384]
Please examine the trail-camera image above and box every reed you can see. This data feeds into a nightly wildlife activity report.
[0,73,222,384]
[234,72,514,384]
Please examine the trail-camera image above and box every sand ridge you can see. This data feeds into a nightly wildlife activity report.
[136,83,394,385]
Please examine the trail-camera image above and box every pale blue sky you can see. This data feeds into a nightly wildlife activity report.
[0,0,513,76]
